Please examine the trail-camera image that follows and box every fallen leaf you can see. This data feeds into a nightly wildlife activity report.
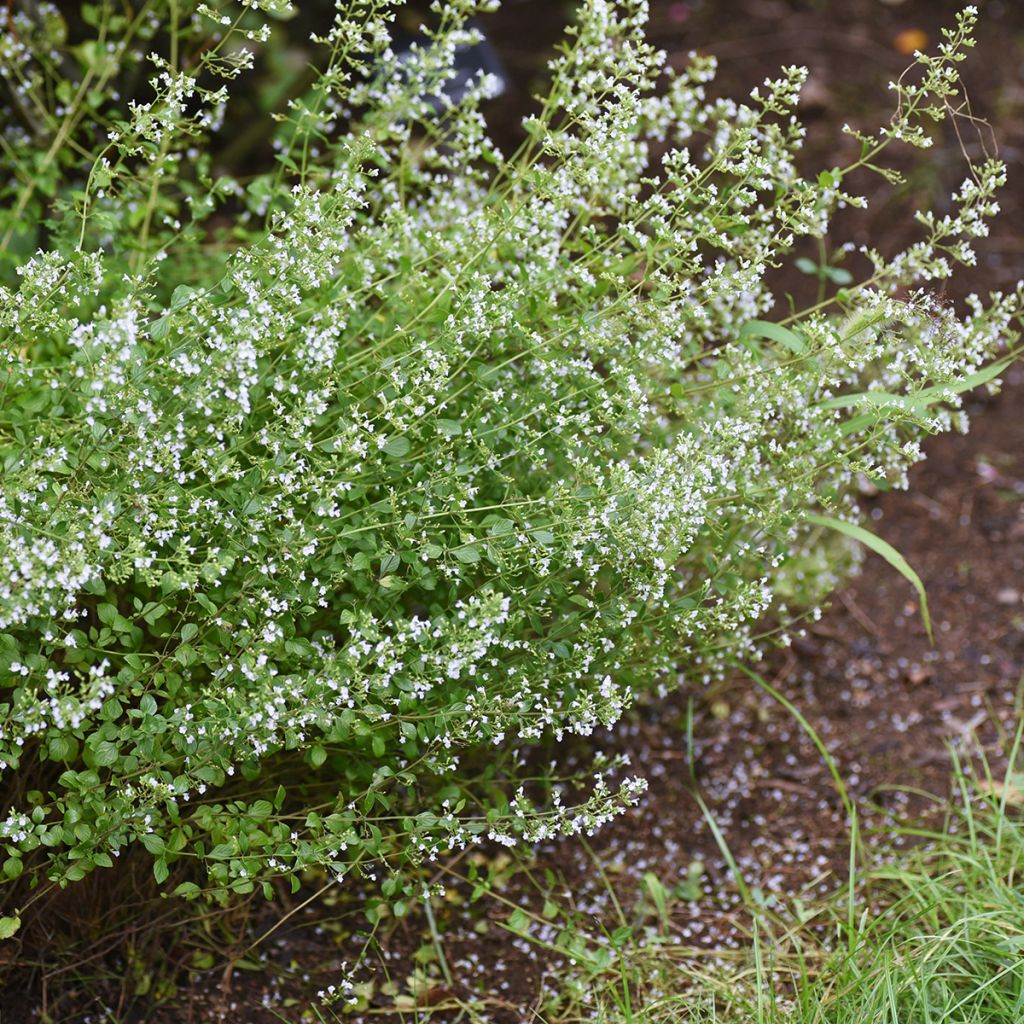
[905,664,933,687]
[893,28,929,55]
[978,775,1024,807]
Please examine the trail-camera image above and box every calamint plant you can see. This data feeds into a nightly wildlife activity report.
[0,0,1019,922]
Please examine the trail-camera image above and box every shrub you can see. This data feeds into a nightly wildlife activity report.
[0,0,1019,920]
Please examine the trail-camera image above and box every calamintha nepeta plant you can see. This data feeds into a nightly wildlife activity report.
[0,0,1020,922]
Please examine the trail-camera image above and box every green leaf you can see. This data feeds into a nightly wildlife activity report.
[170,285,196,310]
[141,833,166,856]
[153,857,169,884]
[824,266,853,285]
[817,167,842,188]
[0,916,20,940]
[824,357,1016,420]
[914,356,1015,406]
[383,436,411,459]
[818,390,919,413]
[506,909,529,933]
[452,544,480,565]
[250,799,273,820]
[739,319,808,355]
[48,735,72,761]
[180,623,198,643]
[174,643,197,667]
[435,418,462,437]
[488,517,514,537]
[93,740,118,767]
[806,514,932,641]
[150,316,170,341]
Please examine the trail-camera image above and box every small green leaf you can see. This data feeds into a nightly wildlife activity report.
[170,284,196,310]
[250,799,273,820]
[0,916,20,940]
[824,266,853,285]
[174,643,197,667]
[436,418,462,437]
[153,857,169,884]
[817,167,842,188]
[383,436,411,458]
[141,833,166,856]
[506,909,529,933]
[452,544,480,565]
[93,740,118,767]
[807,514,931,641]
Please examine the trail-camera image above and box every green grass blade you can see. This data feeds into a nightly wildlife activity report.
[806,513,932,642]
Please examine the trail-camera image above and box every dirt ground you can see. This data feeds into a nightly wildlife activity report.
[5,1,1024,1021]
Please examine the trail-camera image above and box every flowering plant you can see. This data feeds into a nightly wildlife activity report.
[0,0,1018,916]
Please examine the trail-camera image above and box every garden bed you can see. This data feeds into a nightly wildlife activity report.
[2,1,1023,1020]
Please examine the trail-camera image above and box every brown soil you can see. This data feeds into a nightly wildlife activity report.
[4,1,1023,1021]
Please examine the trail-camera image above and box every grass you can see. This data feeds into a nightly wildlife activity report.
[245,677,1024,1024]
[512,733,1024,1024]
[347,713,1024,1024]
[804,747,1024,1024]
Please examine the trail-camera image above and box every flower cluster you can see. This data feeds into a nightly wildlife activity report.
[0,2,1019,906]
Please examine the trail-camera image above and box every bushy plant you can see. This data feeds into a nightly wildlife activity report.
[0,0,1019,923]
